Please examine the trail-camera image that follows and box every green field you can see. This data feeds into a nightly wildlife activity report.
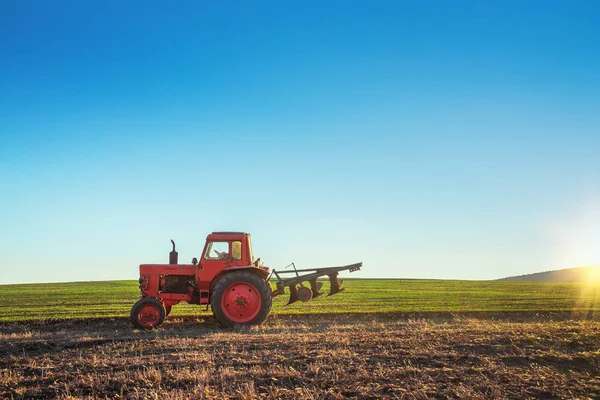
[0,279,599,322]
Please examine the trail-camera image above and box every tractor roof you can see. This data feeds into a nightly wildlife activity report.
[207,232,248,240]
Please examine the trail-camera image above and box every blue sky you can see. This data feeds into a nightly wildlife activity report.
[1,1,599,284]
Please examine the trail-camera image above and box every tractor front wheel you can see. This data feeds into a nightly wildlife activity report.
[211,271,272,328]
[130,297,166,330]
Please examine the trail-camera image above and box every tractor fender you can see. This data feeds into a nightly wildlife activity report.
[209,265,270,290]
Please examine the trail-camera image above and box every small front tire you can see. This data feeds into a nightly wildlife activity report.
[130,297,166,330]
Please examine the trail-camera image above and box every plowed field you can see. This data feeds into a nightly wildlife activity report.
[2,314,599,399]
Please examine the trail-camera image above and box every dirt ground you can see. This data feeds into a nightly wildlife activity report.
[1,314,599,399]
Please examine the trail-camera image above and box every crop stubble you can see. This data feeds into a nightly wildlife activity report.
[1,314,599,399]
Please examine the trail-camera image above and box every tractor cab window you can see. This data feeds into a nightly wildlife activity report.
[232,241,242,260]
[204,241,230,260]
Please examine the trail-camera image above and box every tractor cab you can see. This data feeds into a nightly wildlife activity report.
[201,232,253,265]
[197,232,267,287]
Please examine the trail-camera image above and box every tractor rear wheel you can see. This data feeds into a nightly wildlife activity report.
[210,271,272,328]
[130,297,166,330]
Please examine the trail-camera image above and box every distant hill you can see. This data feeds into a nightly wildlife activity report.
[499,266,600,283]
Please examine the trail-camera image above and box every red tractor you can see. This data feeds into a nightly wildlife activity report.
[130,232,362,330]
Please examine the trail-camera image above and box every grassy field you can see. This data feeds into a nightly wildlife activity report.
[0,279,599,322]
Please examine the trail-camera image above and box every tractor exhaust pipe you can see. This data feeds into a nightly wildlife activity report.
[169,239,178,264]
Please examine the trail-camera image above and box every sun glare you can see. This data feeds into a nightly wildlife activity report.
[583,266,600,285]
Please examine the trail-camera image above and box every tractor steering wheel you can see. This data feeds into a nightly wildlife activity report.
[214,249,228,259]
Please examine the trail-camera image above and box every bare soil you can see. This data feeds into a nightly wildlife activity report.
[1,314,599,399]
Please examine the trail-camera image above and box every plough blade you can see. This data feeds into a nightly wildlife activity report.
[297,286,313,302]
[310,279,324,298]
[272,262,361,303]
[327,273,344,296]
[287,285,299,305]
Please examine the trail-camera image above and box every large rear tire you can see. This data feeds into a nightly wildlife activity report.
[210,271,272,328]
[130,297,166,330]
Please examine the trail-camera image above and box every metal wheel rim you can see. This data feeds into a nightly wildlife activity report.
[137,304,161,327]
[221,282,261,323]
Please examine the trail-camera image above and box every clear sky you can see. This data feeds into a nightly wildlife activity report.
[1,1,599,284]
